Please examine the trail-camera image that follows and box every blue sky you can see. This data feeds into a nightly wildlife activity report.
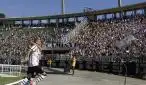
[0,0,145,17]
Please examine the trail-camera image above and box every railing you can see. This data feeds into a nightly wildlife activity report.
[0,64,22,77]
[0,64,45,85]
[40,55,146,79]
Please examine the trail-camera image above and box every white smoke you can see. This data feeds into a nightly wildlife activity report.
[115,34,137,49]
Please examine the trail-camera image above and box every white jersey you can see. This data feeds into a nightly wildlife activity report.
[28,44,41,67]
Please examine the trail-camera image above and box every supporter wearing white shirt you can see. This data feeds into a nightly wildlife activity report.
[26,37,46,78]
[28,44,41,67]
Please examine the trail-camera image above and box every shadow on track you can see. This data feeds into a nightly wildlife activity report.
[45,68,72,75]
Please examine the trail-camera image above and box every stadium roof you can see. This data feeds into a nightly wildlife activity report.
[0,13,5,18]
[0,2,146,21]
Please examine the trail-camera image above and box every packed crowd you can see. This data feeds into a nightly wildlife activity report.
[0,24,74,64]
[0,14,146,64]
[72,15,146,59]
[0,27,54,64]
[48,25,74,48]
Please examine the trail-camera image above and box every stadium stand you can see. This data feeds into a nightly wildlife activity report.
[0,27,55,65]
[0,23,75,64]
[72,15,146,58]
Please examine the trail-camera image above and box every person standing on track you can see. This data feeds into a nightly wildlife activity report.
[23,37,46,79]
[48,57,52,68]
[71,54,77,75]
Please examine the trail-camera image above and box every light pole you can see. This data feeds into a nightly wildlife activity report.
[118,0,122,8]
[61,0,65,15]
[118,0,122,18]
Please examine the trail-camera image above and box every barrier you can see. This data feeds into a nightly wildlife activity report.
[44,55,146,79]
[0,64,22,77]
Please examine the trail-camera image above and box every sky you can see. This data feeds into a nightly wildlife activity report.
[0,0,145,17]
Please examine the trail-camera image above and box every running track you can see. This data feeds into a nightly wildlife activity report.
[38,68,146,85]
